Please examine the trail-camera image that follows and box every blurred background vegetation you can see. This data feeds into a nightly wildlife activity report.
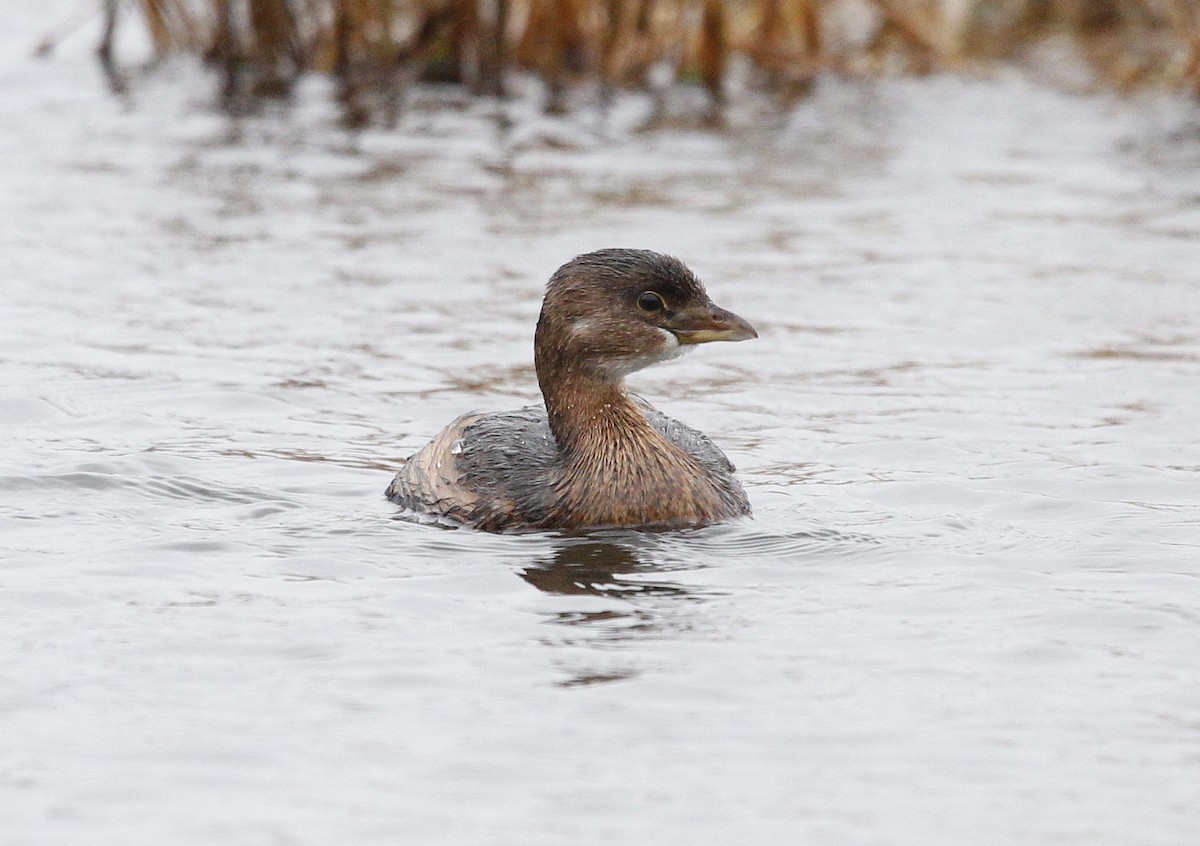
[75,0,1200,125]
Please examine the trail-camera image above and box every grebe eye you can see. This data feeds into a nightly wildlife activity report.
[637,292,665,312]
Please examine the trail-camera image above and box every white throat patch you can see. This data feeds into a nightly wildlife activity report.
[599,328,693,379]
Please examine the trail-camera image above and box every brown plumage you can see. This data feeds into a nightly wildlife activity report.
[386,248,757,532]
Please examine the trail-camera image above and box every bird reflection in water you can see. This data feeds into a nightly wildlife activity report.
[520,538,696,599]
[520,538,712,687]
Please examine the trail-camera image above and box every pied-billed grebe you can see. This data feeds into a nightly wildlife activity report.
[387,248,757,532]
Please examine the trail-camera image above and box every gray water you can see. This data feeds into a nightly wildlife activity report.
[3,11,1200,846]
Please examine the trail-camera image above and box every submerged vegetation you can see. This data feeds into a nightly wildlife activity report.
[87,0,1200,124]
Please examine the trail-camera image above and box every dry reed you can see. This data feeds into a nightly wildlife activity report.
[83,0,1200,123]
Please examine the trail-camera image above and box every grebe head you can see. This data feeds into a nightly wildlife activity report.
[534,248,757,384]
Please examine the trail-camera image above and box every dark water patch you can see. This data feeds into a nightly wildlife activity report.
[557,671,636,688]
[519,539,711,600]
[155,540,241,555]
[1074,347,1200,363]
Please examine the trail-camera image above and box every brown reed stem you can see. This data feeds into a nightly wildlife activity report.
[475,0,509,96]
[450,0,479,86]
[212,0,241,104]
[870,0,956,62]
[97,0,127,94]
[332,0,369,126]
[141,0,174,56]
[698,0,727,106]
[518,0,587,113]
[249,0,301,95]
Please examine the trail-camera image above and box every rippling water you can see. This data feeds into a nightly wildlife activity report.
[3,9,1200,845]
